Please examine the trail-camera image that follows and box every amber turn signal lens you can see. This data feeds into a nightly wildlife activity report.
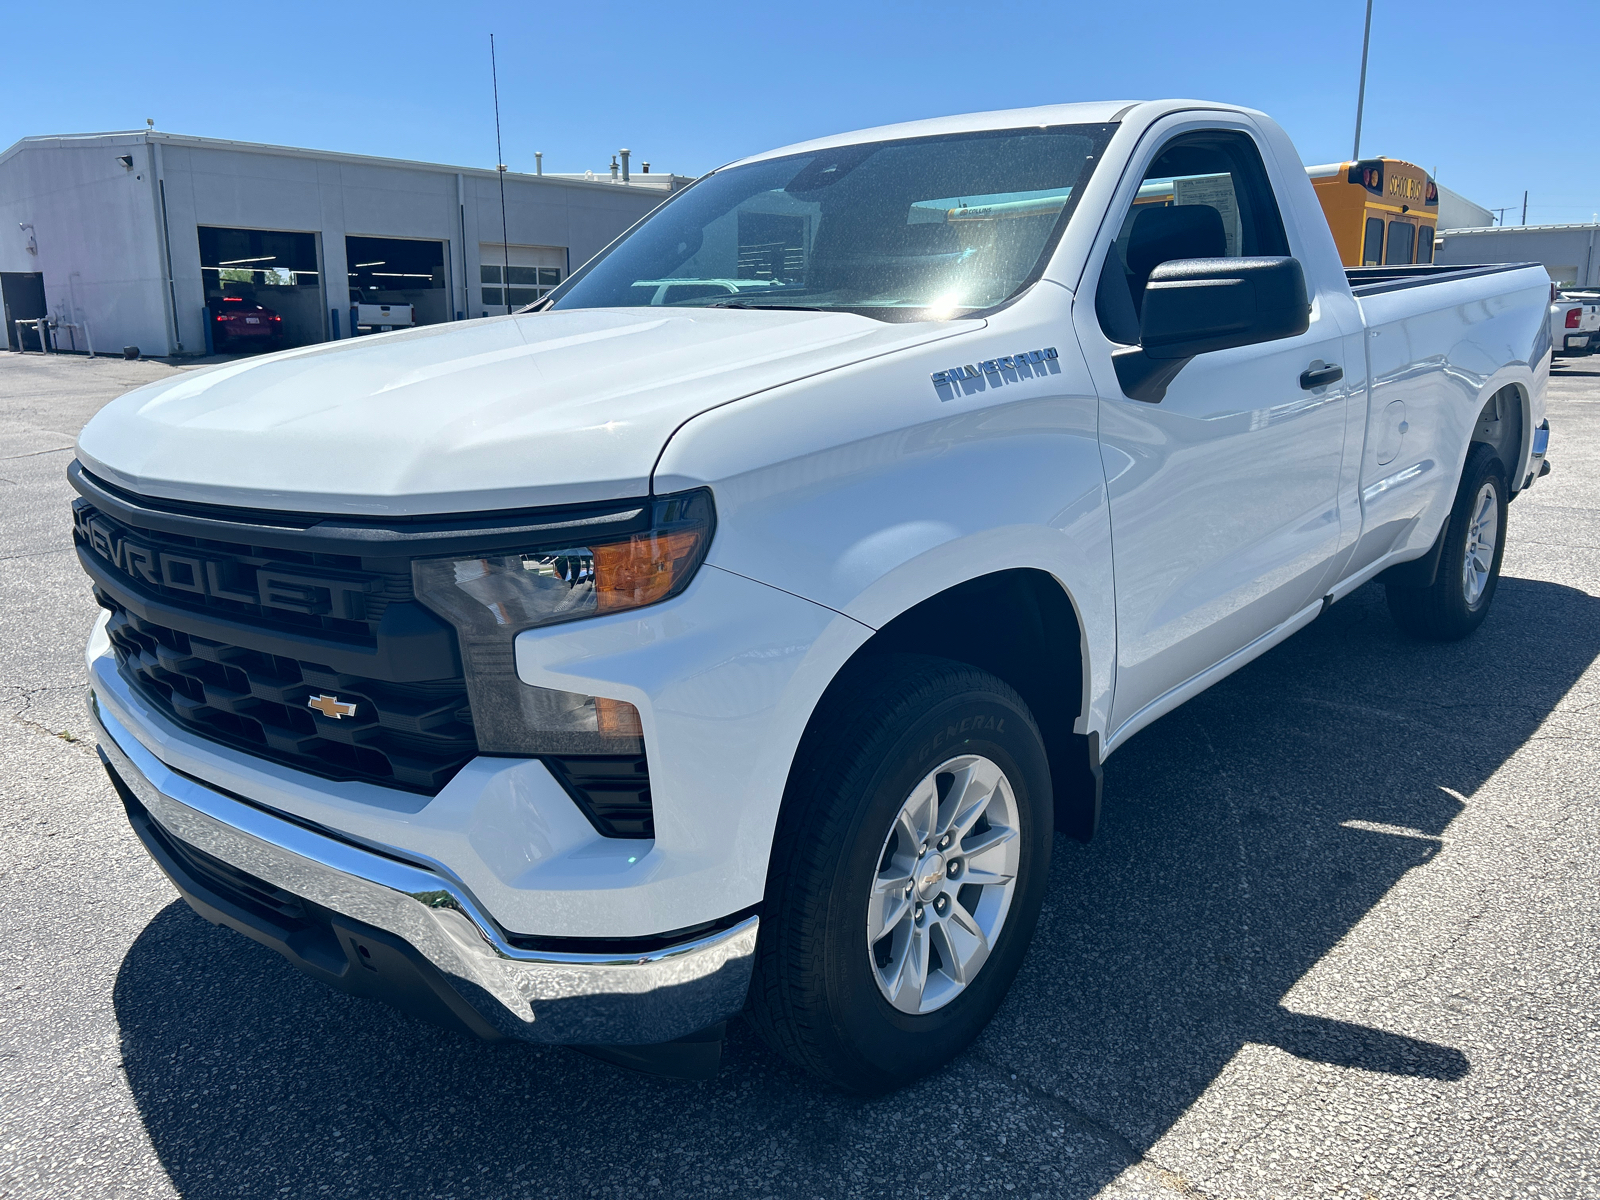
[594,529,706,613]
[594,695,644,737]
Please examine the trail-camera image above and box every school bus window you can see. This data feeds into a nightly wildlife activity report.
[1386,221,1415,265]
[1417,226,1434,263]
[1363,217,1384,266]
[1309,157,1438,268]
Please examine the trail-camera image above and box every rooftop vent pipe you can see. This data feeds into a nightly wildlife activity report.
[620,149,631,182]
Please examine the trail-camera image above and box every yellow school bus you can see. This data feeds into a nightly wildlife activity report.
[1306,158,1439,267]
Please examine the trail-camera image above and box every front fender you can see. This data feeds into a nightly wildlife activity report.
[653,311,1115,740]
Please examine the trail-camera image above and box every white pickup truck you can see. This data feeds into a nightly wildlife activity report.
[74,100,1552,1092]
[1552,288,1600,356]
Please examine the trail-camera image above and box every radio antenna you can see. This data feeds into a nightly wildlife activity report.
[490,33,512,315]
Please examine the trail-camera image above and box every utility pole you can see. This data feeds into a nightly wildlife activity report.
[1353,0,1374,160]
[1521,190,1528,225]
[1490,207,1511,226]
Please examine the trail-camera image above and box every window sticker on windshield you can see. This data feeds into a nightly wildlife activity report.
[737,212,809,281]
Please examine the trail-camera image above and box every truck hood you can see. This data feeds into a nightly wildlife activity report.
[77,308,978,515]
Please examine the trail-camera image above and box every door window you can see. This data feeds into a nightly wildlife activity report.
[1096,130,1290,344]
[1416,225,1435,263]
[1363,217,1384,266]
[1385,221,1415,265]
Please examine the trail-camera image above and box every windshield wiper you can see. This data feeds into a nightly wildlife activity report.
[704,301,835,312]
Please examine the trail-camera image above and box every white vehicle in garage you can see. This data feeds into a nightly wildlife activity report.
[351,299,414,333]
[73,99,1552,1092]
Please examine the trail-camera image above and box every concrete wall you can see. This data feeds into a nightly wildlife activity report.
[1435,224,1600,287]
[1,132,679,357]
[461,171,664,316]
[0,134,171,354]
[1436,184,1493,232]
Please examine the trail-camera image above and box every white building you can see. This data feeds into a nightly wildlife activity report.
[1436,184,1493,232]
[1434,223,1600,288]
[0,130,687,356]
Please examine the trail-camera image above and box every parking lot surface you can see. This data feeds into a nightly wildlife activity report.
[3,350,1598,1199]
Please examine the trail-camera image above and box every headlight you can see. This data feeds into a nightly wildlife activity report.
[412,490,714,755]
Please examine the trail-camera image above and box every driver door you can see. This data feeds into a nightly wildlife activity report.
[1080,124,1358,739]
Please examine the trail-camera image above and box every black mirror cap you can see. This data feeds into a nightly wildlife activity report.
[1140,256,1310,361]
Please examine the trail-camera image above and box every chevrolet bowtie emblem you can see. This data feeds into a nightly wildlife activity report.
[307,693,358,720]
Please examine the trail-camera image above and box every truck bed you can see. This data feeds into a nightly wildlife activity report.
[1345,262,1540,297]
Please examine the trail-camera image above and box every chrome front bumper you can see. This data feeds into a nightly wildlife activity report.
[93,698,758,1046]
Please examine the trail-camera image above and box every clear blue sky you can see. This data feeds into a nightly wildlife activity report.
[3,0,1592,226]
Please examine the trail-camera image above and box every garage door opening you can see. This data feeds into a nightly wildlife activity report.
[480,243,565,316]
[198,227,322,352]
[2,272,48,351]
[347,236,448,334]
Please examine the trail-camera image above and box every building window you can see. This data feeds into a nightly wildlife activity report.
[480,245,565,311]
[481,264,562,308]
[1363,217,1384,266]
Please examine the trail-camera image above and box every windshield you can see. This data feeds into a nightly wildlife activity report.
[548,124,1115,322]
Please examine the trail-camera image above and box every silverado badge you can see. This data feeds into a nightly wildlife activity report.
[930,347,1058,390]
[307,694,358,720]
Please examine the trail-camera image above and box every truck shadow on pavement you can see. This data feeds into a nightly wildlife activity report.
[112,577,1600,1199]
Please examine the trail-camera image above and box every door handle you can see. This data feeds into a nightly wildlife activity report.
[1299,362,1344,390]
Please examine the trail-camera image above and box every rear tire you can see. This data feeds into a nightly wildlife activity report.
[1385,442,1508,641]
[746,654,1053,1093]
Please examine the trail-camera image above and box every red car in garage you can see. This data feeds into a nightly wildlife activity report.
[209,296,283,351]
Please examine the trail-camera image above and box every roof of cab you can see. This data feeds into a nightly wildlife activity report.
[724,101,1150,170]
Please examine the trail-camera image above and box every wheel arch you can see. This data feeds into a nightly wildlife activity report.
[789,568,1101,843]
[1471,375,1533,494]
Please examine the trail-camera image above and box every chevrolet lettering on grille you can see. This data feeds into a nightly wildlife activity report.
[78,510,371,619]
[307,694,359,720]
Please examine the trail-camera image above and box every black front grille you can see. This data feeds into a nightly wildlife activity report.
[72,499,409,641]
[75,468,657,831]
[104,599,477,793]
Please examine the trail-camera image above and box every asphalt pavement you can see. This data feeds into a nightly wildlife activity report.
[3,349,1598,1200]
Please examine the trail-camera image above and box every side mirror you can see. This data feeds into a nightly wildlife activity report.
[1113,256,1311,402]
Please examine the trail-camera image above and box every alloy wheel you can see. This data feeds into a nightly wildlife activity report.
[1462,481,1499,607]
[866,754,1021,1015]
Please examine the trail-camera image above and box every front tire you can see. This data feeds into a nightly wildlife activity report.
[746,655,1053,1093]
[1386,442,1508,641]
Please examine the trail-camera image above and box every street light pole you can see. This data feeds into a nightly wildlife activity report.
[490,35,513,316]
[1353,0,1374,160]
